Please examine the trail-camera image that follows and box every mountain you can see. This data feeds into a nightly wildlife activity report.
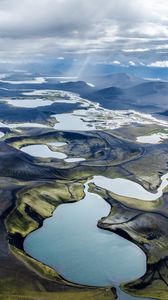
[81,73,145,89]
[0,72,168,115]
[54,81,96,94]
[127,81,168,97]
[0,80,96,96]
[85,81,168,113]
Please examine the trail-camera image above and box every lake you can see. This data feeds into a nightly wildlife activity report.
[24,180,149,299]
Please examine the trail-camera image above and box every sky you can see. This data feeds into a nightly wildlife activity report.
[0,0,167,71]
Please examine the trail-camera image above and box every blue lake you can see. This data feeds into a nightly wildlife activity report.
[24,182,146,289]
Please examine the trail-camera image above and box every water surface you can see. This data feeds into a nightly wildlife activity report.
[137,132,168,144]
[6,98,53,108]
[21,144,67,159]
[91,175,168,201]
[24,182,146,287]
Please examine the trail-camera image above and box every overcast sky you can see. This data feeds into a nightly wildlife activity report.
[0,0,167,68]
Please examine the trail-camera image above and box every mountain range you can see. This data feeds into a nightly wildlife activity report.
[0,72,168,115]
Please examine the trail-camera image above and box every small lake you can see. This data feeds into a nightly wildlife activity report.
[64,158,86,163]
[137,132,168,144]
[6,98,54,108]
[0,122,49,129]
[53,113,96,131]
[90,175,168,201]
[21,143,86,162]
[21,144,67,159]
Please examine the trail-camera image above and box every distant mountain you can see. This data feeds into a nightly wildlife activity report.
[127,81,168,97]
[85,81,168,113]
[54,81,96,94]
[86,87,123,109]
[46,78,168,114]
[0,80,95,96]
[81,73,145,89]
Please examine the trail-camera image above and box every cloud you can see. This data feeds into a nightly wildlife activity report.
[0,0,167,67]
[123,48,150,53]
[129,61,136,66]
[148,61,168,67]
[111,60,121,65]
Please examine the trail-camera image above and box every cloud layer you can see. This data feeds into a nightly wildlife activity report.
[0,0,167,67]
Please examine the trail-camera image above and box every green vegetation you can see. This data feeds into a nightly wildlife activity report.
[7,180,85,236]
[0,289,114,300]
[122,276,168,300]
[9,136,65,150]
[6,180,85,281]
[11,246,64,282]
[88,183,162,211]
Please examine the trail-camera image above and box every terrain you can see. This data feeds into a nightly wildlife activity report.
[0,72,167,299]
